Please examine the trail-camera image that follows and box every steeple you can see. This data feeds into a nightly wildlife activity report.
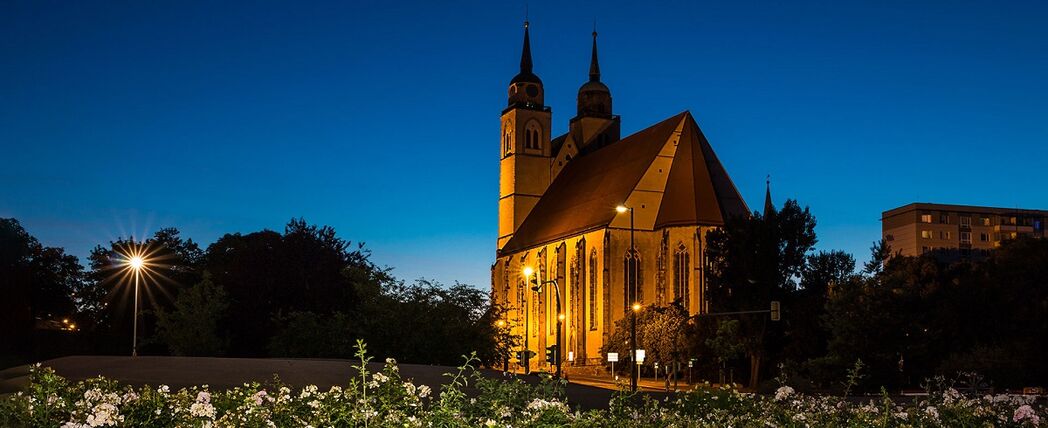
[764,175,776,216]
[588,29,600,82]
[508,21,544,108]
[520,21,533,74]
[575,27,612,118]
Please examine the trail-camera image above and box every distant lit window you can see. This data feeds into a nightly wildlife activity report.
[920,214,932,223]
[921,230,933,239]
[982,217,991,226]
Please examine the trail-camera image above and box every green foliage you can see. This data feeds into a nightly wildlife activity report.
[601,303,693,367]
[4,356,1045,427]
[154,273,230,356]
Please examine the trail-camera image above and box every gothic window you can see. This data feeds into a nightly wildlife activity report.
[503,125,513,156]
[525,121,542,150]
[589,249,598,330]
[623,249,642,312]
[674,243,689,307]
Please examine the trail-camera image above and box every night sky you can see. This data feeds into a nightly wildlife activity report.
[3,1,1046,288]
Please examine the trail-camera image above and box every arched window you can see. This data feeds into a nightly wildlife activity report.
[674,243,689,307]
[503,125,513,156]
[525,121,542,150]
[589,249,598,330]
[623,249,641,312]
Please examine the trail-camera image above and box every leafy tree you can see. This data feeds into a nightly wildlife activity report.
[705,319,744,384]
[154,273,230,356]
[704,199,817,388]
[83,228,203,353]
[783,250,856,363]
[0,218,85,356]
[601,303,693,370]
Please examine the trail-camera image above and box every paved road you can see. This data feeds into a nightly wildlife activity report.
[0,356,672,410]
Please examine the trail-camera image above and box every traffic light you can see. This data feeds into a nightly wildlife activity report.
[770,301,781,321]
[545,345,558,364]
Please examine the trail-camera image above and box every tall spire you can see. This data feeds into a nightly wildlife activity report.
[589,26,601,82]
[520,21,533,74]
[764,175,776,216]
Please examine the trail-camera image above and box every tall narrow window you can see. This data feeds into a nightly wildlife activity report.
[525,121,542,150]
[623,249,641,312]
[589,249,598,330]
[503,126,513,156]
[673,243,689,306]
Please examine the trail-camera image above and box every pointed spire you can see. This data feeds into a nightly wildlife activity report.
[764,175,776,216]
[520,21,533,74]
[589,26,601,82]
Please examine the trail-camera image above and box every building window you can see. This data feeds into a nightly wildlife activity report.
[940,231,951,240]
[981,217,991,226]
[920,214,932,223]
[960,216,970,227]
[960,232,971,244]
[503,126,513,156]
[921,230,933,239]
[940,214,950,224]
[623,249,641,312]
[673,244,689,307]
[589,250,597,330]
[525,121,542,150]
[980,232,989,242]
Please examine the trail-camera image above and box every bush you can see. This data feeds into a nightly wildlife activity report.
[2,342,1045,427]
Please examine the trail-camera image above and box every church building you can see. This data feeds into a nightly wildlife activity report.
[491,22,749,371]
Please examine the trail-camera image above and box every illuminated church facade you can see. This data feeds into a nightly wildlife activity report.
[491,23,748,370]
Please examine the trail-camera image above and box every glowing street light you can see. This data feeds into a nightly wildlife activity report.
[121,241,152,357]
[616,204,639,392]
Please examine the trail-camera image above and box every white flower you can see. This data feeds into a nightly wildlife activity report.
[924,406,940,421]
[417,385,431,398]
[157,385,170,394]
[774,386,795,401]
[1013,405,1040,425]
[373,372,389,383]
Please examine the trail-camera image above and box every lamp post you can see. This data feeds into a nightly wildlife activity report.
[616,204,639,392]
[127,254,145,357]
[524,266,563,378]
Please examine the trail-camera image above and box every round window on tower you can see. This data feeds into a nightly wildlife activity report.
[526,85,539,97]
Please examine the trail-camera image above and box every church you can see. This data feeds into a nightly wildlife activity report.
[491,22,749,371]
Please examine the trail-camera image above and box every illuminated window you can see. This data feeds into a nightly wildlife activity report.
[921,230,933,239]
[981,217,991,226]
[623,249,642,312]
[589,250,598,330]
[920,214,932,223]
[673,243,690,307]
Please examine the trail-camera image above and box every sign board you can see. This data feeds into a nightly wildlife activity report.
[607,352,618,363]
[568,351,575,362]
[635,349,646,364]
[688,361,693,368]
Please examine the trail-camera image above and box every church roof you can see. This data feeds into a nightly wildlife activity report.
[501,111,748,254]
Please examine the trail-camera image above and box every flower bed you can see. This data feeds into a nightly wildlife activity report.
[2,350,1044,427]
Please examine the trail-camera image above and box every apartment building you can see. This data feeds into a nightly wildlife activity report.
[882,203,1047,257]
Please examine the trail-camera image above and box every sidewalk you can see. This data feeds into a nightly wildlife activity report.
[566,373,697,392]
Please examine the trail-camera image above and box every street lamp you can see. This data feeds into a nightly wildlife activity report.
[616,204,640,392]
[121,243,151,357]
[526,266,563,379]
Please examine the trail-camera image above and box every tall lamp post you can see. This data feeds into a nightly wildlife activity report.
[524,266,563,378]
[616,204,639,392]
[122,242,148,358]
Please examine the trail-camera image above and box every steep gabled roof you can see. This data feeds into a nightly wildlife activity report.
[501,111,748,254]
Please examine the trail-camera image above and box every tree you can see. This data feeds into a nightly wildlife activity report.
[704,199,817,388]
[83,228,204,353]
[601,303,693,372]
[783,250,856,363]
[154,273,230,356]
[705,319,744,384]
[0,218,85,356]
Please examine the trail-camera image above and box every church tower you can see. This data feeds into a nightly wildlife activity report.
[570,29,619,153]
[499,22,553,252]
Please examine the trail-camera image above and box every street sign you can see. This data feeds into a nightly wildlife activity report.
[607,352,618,363]
[636,349,646,364]
[568,351,574,362]
[688,361,693,368]
[770,301,781,321]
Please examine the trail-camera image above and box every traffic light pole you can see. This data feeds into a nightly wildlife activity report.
[531,278,563,378]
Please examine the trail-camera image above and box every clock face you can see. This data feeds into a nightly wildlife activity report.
[526,85,539,97]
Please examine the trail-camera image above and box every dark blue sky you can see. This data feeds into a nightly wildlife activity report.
[3,1,1046,288]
